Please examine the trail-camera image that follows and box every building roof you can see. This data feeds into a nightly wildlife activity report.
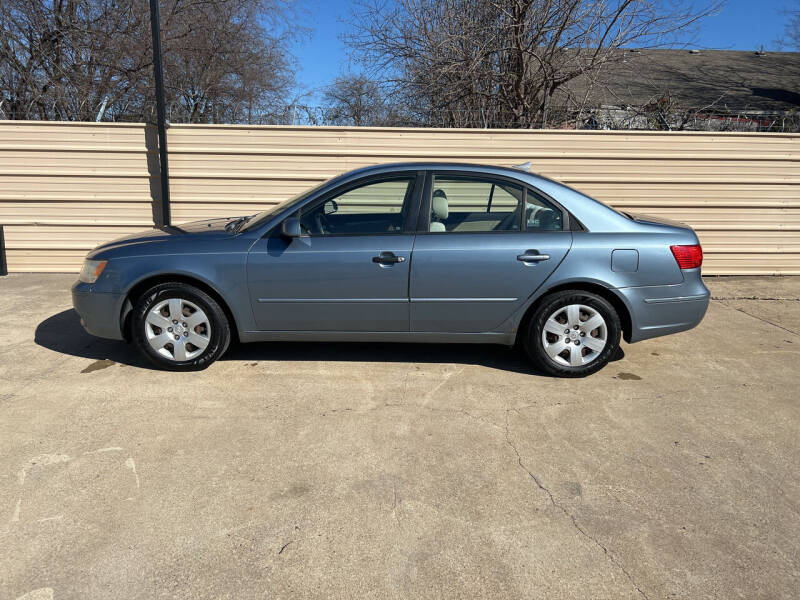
[563,49,800,113]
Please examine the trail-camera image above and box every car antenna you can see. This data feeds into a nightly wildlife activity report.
[513,161,532,171]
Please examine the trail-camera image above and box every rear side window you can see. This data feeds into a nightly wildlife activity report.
[429,176,523,233]
[525,189,563,231]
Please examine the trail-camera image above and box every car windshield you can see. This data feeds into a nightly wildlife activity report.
[237,178,334,233]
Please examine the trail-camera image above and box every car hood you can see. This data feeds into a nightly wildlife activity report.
[89,217,243,255]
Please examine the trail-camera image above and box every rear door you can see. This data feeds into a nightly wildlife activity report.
[246,172,422,332]
[410,172,572,333]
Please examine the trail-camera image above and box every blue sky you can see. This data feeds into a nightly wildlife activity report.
[291,0,793,101]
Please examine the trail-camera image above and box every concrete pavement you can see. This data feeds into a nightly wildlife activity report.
[0,274,798,599]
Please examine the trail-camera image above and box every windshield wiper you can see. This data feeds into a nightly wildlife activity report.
[226,215,253,233]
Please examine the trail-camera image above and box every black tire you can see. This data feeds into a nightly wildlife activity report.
[132,282,231,371]
[523,290,621,378]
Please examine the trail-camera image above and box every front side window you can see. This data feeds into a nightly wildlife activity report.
[299,177,414,236]
[429,176,523,233]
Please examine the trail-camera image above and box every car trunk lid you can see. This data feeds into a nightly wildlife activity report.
[624,212,692,230]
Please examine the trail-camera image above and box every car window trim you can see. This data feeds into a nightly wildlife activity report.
[522,185,568,233]
[291,170,424,238]
[522,184,586,232]
[419,170,531,235]
[419,170,582,234]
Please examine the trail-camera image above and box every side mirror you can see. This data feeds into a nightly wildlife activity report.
[281,217,301,238]
[323,199,338,215]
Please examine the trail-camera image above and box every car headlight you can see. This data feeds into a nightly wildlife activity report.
[79,259,108,283]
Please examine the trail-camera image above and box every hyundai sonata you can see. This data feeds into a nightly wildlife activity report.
[72,163,709,376]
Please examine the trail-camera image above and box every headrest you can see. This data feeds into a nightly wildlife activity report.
[538,209,559,230]
[432,189,449,220]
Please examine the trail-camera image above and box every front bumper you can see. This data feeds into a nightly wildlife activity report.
[71,281,126,341]
[619,269,710,343]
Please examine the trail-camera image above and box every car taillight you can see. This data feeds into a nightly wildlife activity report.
[670,244,703,270]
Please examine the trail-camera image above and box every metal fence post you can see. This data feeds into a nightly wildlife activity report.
[149,0,171,226]
[0,225,7,276]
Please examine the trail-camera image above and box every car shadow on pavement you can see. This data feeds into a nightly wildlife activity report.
[35,309,149,367]
[36,309,624,375]
[222,339,541,375]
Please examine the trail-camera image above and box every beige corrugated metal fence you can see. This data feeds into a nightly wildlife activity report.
[1,121,798,274]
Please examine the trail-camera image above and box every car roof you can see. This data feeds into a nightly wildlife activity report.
[347,161,534,177]
[343,161,570,191]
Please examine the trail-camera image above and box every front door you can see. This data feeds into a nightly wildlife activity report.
[246,173,421,331]
[410,173,572,332]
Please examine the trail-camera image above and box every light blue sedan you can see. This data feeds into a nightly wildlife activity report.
[72,163,709,376]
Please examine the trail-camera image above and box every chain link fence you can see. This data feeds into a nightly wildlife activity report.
[1,95,797,132]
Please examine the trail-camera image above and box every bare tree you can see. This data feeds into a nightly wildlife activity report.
[321,74,392,126]
[160,0,298,123]
[344,0,725,128]
[777,8,800,50]
[0,0,299,122]
[0,1,151,121]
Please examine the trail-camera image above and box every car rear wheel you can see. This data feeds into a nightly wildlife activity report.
[132,282,230,371]
[523,290,621,377]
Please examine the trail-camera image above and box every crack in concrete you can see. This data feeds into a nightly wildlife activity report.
[711,296,800,302]
[504,410,649,600]
[278,540,295,555]
[715,300,798,337]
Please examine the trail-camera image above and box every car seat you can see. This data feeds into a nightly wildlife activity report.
[430,189,448,232]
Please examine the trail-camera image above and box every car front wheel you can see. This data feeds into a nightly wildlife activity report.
[523,290,621,377]
[132,282,231,371]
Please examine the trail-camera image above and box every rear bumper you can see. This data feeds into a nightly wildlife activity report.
[71,281,125,341]
[619,270,710,342]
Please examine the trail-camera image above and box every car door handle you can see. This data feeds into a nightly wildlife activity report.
[517,251,550,263]
[372,252,405,264]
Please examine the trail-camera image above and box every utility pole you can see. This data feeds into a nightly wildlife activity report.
[0,226,7,276]
[149,0,171,226]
